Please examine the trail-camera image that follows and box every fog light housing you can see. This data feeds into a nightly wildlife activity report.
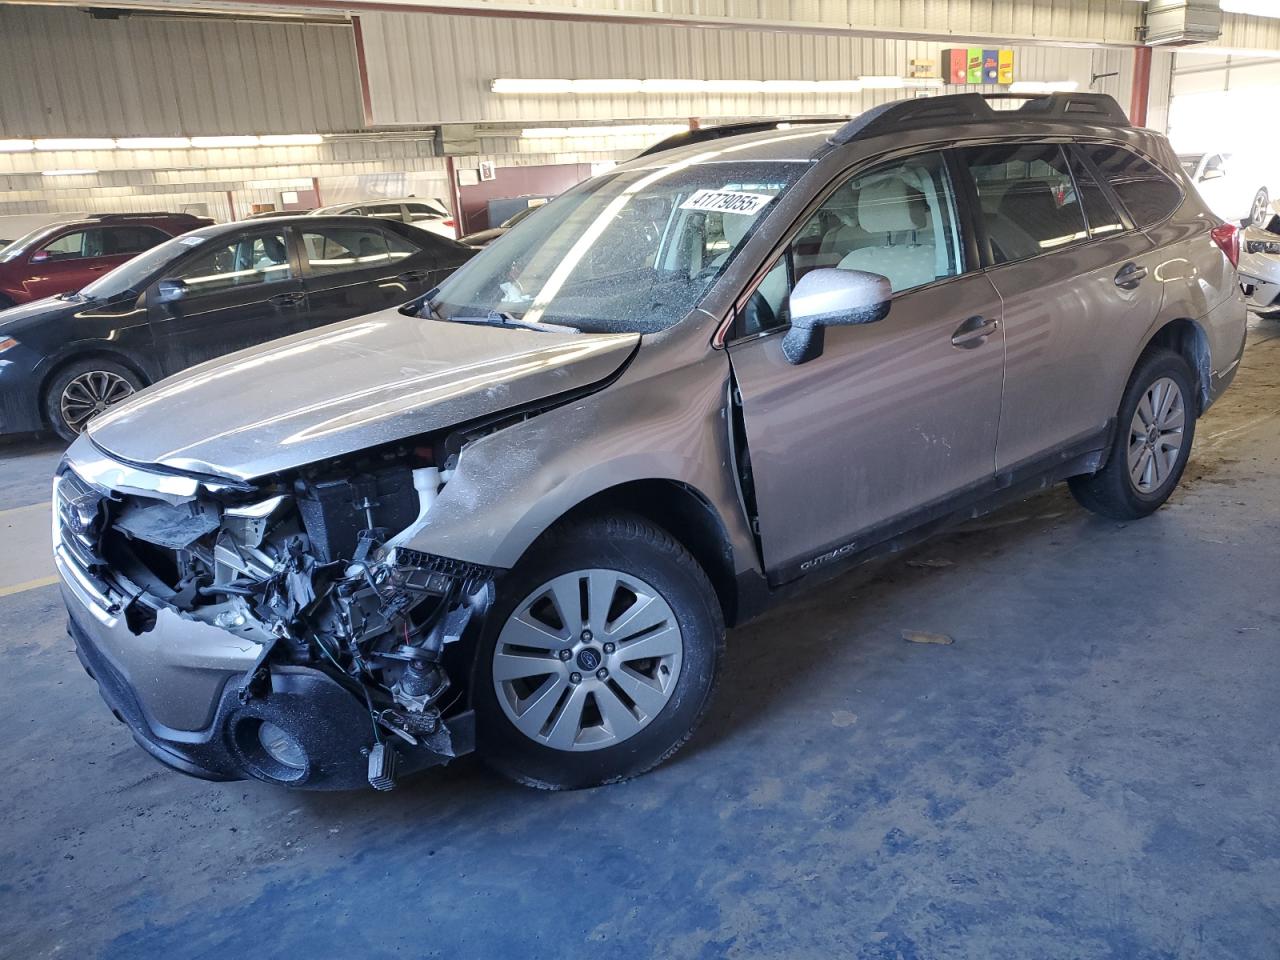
[257,721,306,771]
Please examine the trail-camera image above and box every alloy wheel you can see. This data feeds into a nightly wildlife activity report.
[493,568,683,752]
[1128,376,1185,494]
[59,370,135,434]
[1252,189,1271,226]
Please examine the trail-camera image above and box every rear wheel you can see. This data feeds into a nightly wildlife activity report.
[1069,348,1197,521]
[43,358,144,442]
[474,513,724,790]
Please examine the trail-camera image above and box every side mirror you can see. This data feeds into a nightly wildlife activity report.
[1200,168,1224,182]
[781,268,892,365]
[29,250,49,263]
[155,278,188,304]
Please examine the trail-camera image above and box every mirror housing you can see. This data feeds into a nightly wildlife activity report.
[155,278,188,304]
[29,250,49,264]
[781,268,892,364]
[1200,168,1224,182]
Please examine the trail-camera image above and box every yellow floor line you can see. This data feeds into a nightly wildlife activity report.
[0,575,60,598]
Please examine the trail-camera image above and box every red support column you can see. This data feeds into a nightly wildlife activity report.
[1131,45,1152,127]
[444,155,466,235]
[225,190,237,222]
[311,176,322,207]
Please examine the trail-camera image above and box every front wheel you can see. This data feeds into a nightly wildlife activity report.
[473,513,724,790]
[1251,187,1271,226]
[43,358,144,442]
[1069,348,1197,521]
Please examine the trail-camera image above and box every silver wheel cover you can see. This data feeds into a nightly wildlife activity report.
[493,568,683,752]
[59,370,135,434]
[1128,376,1185,494]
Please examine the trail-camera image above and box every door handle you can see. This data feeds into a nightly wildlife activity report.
[950,315,999,349]
[1114,263,1148,289]
[268,291,305,306]
[397,270,429,283]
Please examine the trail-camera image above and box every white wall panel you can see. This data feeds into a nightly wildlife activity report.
[0,5,364,138]
[362,12,1112,127]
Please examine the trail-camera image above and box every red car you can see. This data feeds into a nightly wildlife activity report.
[0,213,213,309]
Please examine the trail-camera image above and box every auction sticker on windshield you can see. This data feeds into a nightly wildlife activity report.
[679,189,774,215]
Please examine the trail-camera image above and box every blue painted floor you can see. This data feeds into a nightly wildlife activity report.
[3,327,1280,959]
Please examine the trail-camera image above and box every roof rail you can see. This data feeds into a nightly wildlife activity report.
[637,118,837,157]
[829,91,1130,145]
[93,211,200,221]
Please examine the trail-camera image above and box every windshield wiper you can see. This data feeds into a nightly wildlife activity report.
[438,308,579,335]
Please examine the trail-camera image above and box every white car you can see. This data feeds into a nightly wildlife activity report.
[1240,200,1280,320]
[1180,152,1280,226]
[309,197,458,240]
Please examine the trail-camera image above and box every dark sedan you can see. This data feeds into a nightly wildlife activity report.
[0,215,474,439]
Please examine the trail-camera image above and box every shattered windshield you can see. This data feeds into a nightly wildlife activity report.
[427,159,807,334]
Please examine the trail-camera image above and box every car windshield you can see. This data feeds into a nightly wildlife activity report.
[0,225,62,264]
[77,233,204,300]
[427,159,807,334]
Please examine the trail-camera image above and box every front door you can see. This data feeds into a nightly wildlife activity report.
[727,151,1005,579]
[147,227,306,375]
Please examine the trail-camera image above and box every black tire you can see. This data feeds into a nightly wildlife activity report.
[1253,307,1280,321]
[0,293,15,312]
[473,513,724,790]
[42,357,145,442]
[1069,348,1197,521]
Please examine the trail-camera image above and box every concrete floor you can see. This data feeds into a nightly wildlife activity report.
[3,325,1280,960]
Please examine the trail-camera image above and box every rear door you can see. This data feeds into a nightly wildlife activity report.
[726,150,1006,579]
[295,221,443,328]
[146,227,305,375]
[956,141,1165,470]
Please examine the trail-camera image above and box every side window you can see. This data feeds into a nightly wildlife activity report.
[1083,146,1183,229]
[301,226,400,276]
[102,226,168,256]
[38,230,90,261]
[173,231,292,295]
[739,151,964,337]
[405,201,448,221]
[367,203,406,222]
[1069,150,1126,239]
[960,143,1088,264]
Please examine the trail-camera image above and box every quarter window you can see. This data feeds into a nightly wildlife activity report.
[960,143,1089,264]
[173,231,292,294]
[1083,146,1183,229]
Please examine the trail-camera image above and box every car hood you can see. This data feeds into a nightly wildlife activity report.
[0,294,81,331]
[87,308,639,481]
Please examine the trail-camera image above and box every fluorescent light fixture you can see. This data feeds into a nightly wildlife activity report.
[494,77,874,96]
[1009,80,1081,94]
[521,123,687,139]
[0,140,34,152]
[260,134,324,146]
[190,135,261,148]
[859,76,907,89]
[116,137,192,149]
[34,138,114,151]
[42,168,98,176]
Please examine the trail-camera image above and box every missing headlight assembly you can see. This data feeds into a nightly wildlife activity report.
[61,439,497,791]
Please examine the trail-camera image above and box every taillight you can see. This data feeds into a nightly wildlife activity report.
[1211,222,1240,268]
[442,218,456,228]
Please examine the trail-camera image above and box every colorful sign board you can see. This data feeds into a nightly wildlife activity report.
[942,48,1016,86]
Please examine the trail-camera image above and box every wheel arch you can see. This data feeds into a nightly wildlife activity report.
[539,478,742,628]
[1139,318,1211,415]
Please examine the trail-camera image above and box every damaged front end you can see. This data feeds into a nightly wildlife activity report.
[57,441,496,791]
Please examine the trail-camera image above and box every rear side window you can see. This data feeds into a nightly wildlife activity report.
[102,226,168,256]
[1083,146,1183,228]
[1069,151,1126,239]
[301,225,414,276]
[959,143,1088,264]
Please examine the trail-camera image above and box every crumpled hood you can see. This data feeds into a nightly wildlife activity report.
[87,308,639,481]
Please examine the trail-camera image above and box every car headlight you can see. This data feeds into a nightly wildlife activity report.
[1246,240,1280,256]
[0,337,17,354]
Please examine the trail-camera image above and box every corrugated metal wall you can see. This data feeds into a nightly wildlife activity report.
[1218,12,1280,55]
[0,5,364,137]
[361,12,1119,126]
